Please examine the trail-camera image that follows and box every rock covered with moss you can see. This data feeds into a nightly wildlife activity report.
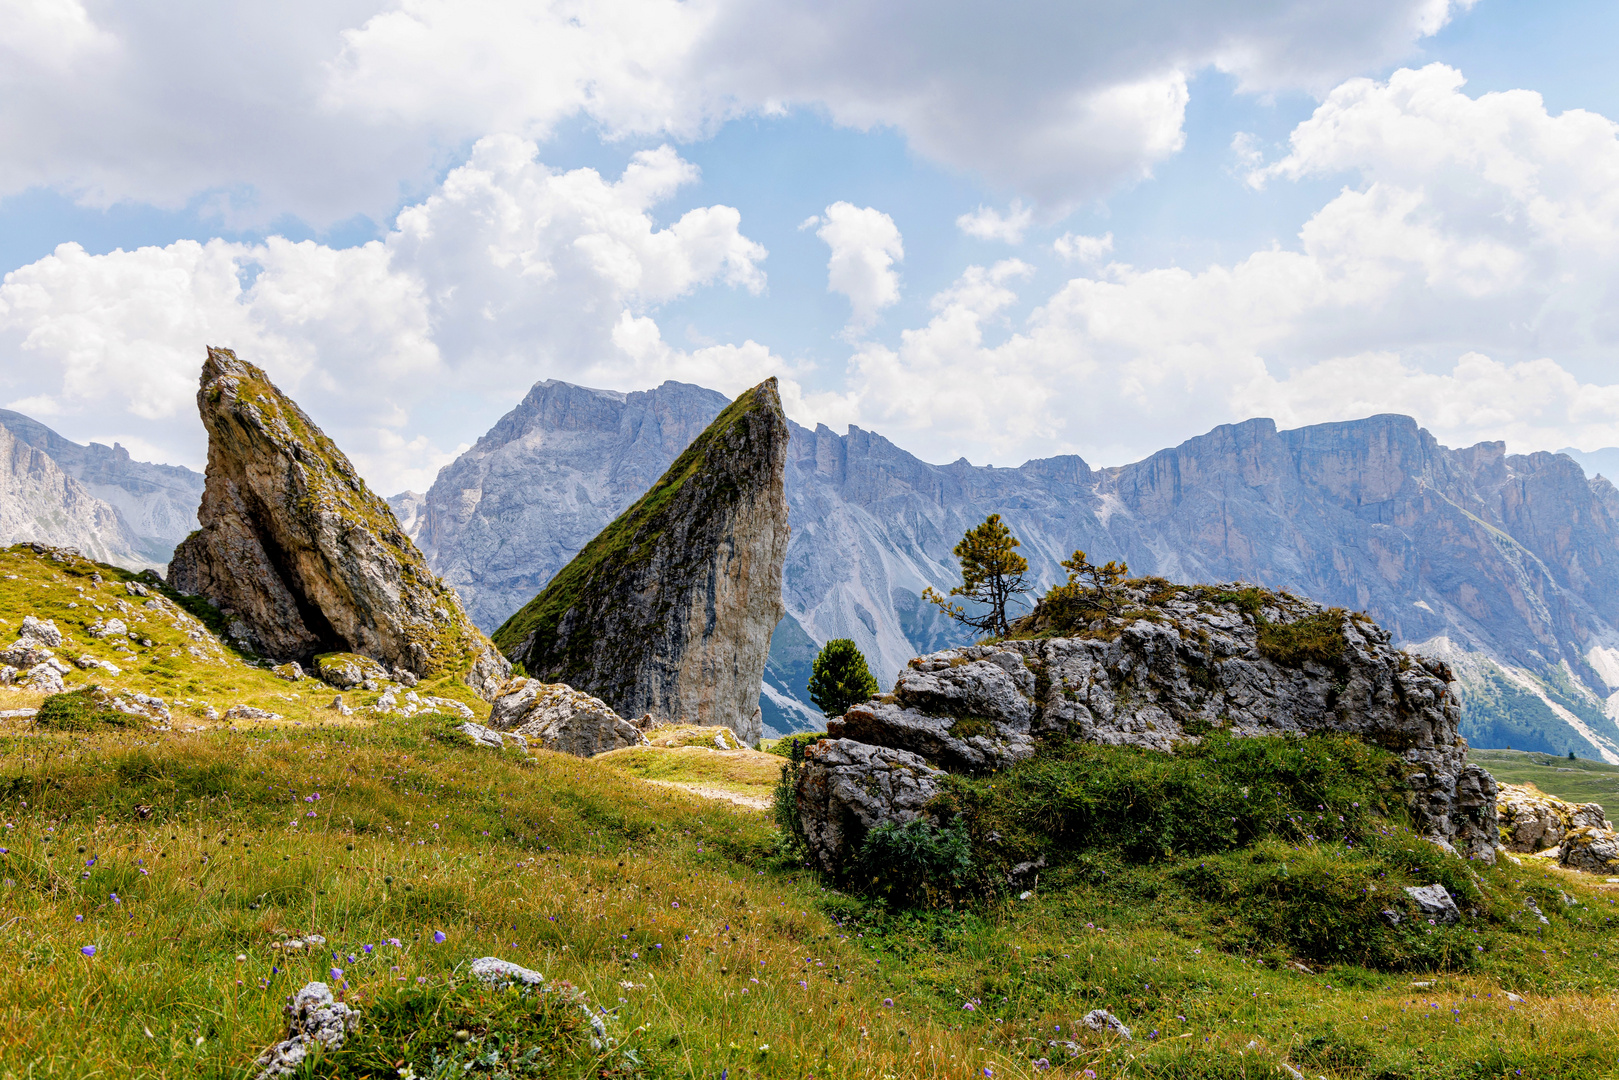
[168,348,508,698]
[493,379,790,744]
[805,581,1500,867]
[1497,782,1610,853]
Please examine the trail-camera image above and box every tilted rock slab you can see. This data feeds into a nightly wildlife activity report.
[494,379,790,745]
[488,677,648,756]
[808,585,1500,868]
[1497,782,1610,853]
[168,348,507,698]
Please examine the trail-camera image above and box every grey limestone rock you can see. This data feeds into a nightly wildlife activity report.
[456,721,519,750]
[468,956,546,990]
[793,737,946,876]
[831,645,1038,772]
[494,379,790,744]
[817,587,1499,867]
[22,663,64,693]
[253,982,358,1079]
[1497,782,1610,853]
[1404,883,1461,924]
[1081,1009,1131,1041]
[167,347,508,699]
[314,654,388,690]
[488,678,646,757]
[18,616,61,648]
[1560,826,1619,874]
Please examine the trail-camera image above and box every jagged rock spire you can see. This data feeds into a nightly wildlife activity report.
[495,377,791,743]
[168,347,508,698]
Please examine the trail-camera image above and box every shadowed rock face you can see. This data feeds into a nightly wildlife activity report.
[167,347,508,698]
[494,378,790,744]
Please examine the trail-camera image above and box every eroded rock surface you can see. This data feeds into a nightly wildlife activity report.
[832,645,1037,772]
[794,738,945,876]
[804,584,1500,870]
[494,379,790,744]
[1496,783,1610,853]
[253,982,357,1079]
[167,348,507,698]
[1560,826,1619,873]
[488,678,647,756]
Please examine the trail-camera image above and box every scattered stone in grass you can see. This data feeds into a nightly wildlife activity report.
[252,982,357,1080]
[1404,883,1460,925]
[1082,1009,1131,1041]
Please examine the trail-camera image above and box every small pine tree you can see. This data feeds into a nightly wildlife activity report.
[807,638,881,718]
[1038,549,1131,628]
[922,513,1032,638]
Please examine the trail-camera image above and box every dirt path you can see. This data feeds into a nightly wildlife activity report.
[641,779,771,811]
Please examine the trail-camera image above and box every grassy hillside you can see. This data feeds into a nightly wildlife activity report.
[6,547,1619,1076]
[0,542,488,725]
[1469,748,1619,815]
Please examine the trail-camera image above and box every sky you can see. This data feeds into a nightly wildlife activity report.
[3,0,1619,494]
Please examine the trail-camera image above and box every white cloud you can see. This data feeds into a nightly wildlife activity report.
[815,202,903,335]
[957,201,1034,244]
[1053,232,1114,264]
[0,0,1475,221]
[817,64,1619,469]
[0,139,773,492]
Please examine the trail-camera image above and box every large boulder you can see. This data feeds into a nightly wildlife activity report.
[1497,782,1610,852]
[493,379,790,745]
[488,678,648,757]
[793,737,945,876]
[811,584,1500,867]
[167,348,508,698]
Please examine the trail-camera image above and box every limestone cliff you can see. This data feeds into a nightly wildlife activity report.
[0,409,205,566]
[0,423,146,568]
[167,347,507,698]
[493,378,790,743]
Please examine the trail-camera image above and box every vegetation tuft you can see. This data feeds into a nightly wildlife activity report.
[33,685,132,731]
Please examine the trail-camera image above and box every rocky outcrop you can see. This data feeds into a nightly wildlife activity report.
[803,583,1500,869]
[1560,826,1619,873]
[253,982,357,1079]
[1496,783,1610,853]
[794,738,945,876]
[832,646,1038,772]
[167,348,507,698]
[493,379,790,744]
[487,678,649,756]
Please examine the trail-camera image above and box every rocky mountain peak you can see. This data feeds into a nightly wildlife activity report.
[493,377,791,743]
[167,346,508,698]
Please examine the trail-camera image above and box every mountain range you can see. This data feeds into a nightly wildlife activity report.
[9,380,1619,758]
